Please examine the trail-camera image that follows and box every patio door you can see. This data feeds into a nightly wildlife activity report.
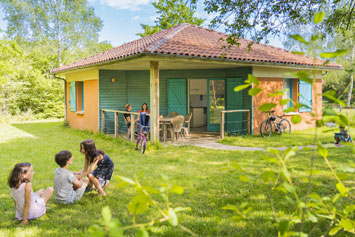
[167,79,187,115]
[226,78,244,134]
[207,79,225,131]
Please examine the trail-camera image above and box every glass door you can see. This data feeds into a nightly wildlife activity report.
[207,79,225,131]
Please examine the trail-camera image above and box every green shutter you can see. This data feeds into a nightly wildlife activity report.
[226,78,244,134]
[299,80,312,112]
[69,82,76,112]
[167,79,187,115]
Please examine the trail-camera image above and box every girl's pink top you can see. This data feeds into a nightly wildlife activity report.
[138,109,150,114]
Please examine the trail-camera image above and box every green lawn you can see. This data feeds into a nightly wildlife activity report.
[219,126,354,148]
[0,122,354,236]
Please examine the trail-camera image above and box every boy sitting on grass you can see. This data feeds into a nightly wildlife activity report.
[334,126,353,144]
[54,150,92,204]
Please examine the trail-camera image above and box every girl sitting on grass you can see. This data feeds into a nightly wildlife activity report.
[8,163,53,225]
[75,139,114,196]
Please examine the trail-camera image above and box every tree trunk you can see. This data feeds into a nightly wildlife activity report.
[347,44,355,107]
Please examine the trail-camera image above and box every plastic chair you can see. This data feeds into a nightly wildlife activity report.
[167,115,185,142]
[182,113,192,137]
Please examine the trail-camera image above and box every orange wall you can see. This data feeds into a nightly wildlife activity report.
[253,78,322,134]
[66,80,99,132]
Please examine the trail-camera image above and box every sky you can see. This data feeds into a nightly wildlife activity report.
[0,0,284,48]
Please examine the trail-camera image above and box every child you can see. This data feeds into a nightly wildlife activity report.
[8,163,53,225]
[54,150,94,204]
[76,139,114,196]
[334,126,353,144]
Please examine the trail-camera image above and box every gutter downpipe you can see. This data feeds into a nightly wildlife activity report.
[53,75,67,122]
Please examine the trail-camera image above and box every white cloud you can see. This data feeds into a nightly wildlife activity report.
[99,0,150,11]
[149,15,157,21]
[133,16,141,20]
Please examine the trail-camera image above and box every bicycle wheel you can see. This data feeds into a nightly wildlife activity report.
[141,137,146,154]
[135,134,141,150]
[279,119,291,135]
[260,120,273,137]
[139,137,147,154]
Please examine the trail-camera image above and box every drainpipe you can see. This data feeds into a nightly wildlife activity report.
[53,75,67,122]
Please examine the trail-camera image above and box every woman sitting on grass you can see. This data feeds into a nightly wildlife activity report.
[8,163,53,225]
[76,139,114,196]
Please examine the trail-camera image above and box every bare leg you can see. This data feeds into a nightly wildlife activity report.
[88,174,105,196]
[40,187,54,204]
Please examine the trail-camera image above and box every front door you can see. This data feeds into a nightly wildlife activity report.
[207,79,225,131]
[167,79,187,115]
[225,78,244,134]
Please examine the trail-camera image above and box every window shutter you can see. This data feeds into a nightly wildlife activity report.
[298,81,312,112]
[69,82,76,111]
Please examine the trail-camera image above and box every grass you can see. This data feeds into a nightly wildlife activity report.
[219,126,355,148]
[0,121,354,236]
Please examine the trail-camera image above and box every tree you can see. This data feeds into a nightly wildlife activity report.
[202,0,354,45]
[0,0,104,66]
[137,0,204,37]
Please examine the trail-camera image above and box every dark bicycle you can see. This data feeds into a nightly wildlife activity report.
[260,110,291,137]
[135,112,150,154]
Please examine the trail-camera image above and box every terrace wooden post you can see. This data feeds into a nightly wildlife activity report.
[247,110,251,135]
[101,110,105,133]
[130,114,135,142]
[220,111,225,139]
[150,61,159,142]
[114,112,118,137]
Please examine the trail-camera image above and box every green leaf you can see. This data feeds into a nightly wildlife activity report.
[307,210,318,223]
[170,185,184,195]
[128,195,149,215]
[339,218,354,231]
[311,34,320,41]
[142,186,160,194]
[267,148,279,155]
[168,208,178,226]
[291,51,305,55]
[283,182,295,193]
[317,144,328,158]
[102,206,112,226]
[323,90,346,107]
[222,204,238,211]
[262,155,280,165]
[117,176,135,185]
[281,168,291,180]
[290,114,301,124]
[136,228,149,237]
[337,114,349,126]
[246,74,259,85]
[280,99,289,105]
[329,227,342,236]
[174,207,191,213]
[268,89,288,97]
[248,87,262,96]
[336,183,348,197]
[284,107,295,113]
[278,220,290,235]
[258,103,277,112]
[262,171,275,183]
[239,175,250,182]
[313,11,325,24]
[288,71,312,84]
[231,162,243,172]
[234,84,250,92]
[320,49,348,58]
[289,34,308,44]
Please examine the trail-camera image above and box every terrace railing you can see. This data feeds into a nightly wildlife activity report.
[220,109,251,139]
[101,109,139,142]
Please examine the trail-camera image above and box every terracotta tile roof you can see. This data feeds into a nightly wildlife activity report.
[51,23,341,74]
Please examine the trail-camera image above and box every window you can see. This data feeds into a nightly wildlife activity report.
[298,80,312,112]
[283,79,293,110]
[69,81,84,112]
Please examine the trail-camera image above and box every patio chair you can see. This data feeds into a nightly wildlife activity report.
[182,113,192,137]
[167,115,185,142]
[166,112,179,118]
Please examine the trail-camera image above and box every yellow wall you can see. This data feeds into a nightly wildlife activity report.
[65,69,99,82]
[66,79,99,131]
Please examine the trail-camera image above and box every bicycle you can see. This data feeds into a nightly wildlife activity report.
[135,112,150,154]
[260,110,291,137]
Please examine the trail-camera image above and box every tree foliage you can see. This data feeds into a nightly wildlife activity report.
[137,0,204,37]
[202,0,354,45]
[1,0,105,66]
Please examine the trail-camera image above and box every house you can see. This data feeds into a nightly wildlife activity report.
[51,23,340,141]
